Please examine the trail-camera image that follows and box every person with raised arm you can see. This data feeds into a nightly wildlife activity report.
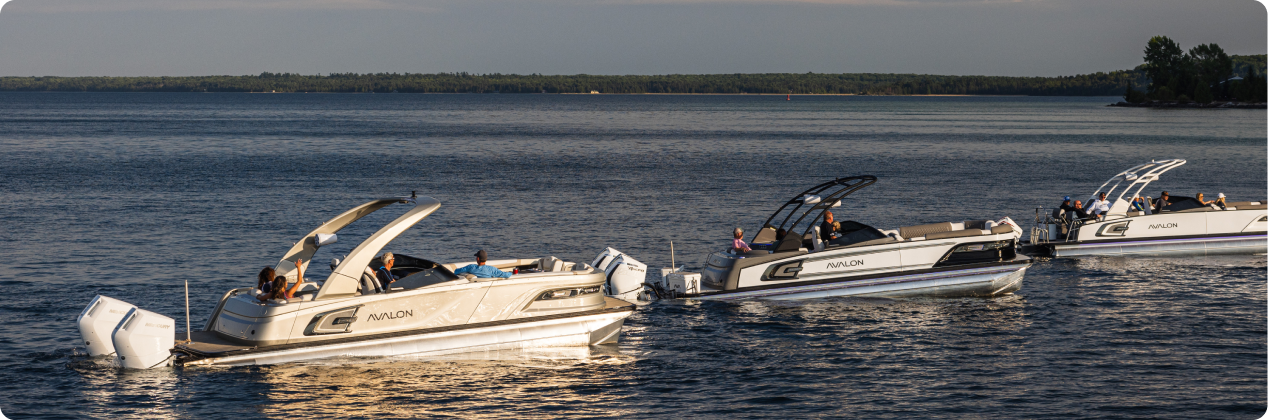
[257,259,305,302]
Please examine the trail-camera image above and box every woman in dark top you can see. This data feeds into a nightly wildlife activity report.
[257,259,306,302]
[256,266,276,294]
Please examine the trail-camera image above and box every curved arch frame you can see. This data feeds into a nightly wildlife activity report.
[751,176,878,242]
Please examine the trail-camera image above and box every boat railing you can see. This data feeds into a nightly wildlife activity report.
[1033,207,1088,244]
[203,287,254,331]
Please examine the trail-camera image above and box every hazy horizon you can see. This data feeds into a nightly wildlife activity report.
[0,0,1263,78]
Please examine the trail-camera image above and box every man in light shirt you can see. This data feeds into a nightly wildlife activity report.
[1086,192,1112,220]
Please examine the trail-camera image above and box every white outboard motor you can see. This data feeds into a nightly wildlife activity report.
[591,247,626,272]
[604,253,648,303]
[111,308,176,369]
[77,295,138,357]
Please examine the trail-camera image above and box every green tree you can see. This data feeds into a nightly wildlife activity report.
[1190,43,1234,84]
[1143,36,1186,95]
[1192,77,1213,103]
[1123,81,1147,103]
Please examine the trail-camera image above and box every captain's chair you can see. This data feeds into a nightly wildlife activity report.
[360,267,384,295]
[811,226,825,252]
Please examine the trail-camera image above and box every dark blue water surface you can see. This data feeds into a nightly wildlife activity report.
[0,93,1264,419]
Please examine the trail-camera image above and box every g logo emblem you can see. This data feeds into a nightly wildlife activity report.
[763,260,804,281]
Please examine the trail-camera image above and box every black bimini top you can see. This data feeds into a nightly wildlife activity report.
[749,176,877,250]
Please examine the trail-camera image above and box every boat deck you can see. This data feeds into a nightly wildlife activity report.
[181,331,253,354]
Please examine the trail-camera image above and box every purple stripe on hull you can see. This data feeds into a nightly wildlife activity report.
[706,266,1024,300]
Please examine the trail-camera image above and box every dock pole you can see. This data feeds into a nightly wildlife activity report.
[184,280,191,343]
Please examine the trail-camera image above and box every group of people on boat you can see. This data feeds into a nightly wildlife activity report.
[253,249,512,303]
[1056,190,1232,223]
[729,210,849,254]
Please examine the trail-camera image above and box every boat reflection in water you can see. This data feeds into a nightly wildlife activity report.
[253,346,636,418]
[72,359,181,419]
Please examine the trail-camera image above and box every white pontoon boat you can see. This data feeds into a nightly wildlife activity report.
[77,194,634,369]
[1024,159,1267,257]
[678,176,1031,301]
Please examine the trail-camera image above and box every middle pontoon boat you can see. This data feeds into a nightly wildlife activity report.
[682,176,1030,301]
[1023,159,1267,257]
[77,193,635,369]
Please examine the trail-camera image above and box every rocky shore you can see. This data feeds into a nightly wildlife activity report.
[1109,101,1267,109]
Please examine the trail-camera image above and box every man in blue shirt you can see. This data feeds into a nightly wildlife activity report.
[453,250,512,279]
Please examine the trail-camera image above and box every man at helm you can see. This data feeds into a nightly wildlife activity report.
[454,249,512,278]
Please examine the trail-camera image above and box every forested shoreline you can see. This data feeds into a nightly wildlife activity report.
[0,54,1262,96]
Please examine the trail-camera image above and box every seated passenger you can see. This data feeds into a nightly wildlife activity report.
[1131,196,1152,214]
[820,211,841,242]
[731,228,752,254]
[775,228,787,241]
[1213,193,1228,209]
[375,252,399,290]
[1065,200,1090,221]
[1058,196,1075,213]
[1086,192,1111,220]
[256,266,276,295]
[1196,192,1213,206]
[258,259,305,302]
[1153,191,1172,212]
[453,250,512,279]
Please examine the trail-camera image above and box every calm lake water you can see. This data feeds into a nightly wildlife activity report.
[0,93,1264,419]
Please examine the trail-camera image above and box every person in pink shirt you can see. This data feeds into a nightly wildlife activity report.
[732,228,752,253]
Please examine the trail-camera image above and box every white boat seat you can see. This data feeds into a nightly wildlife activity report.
[538,256,564,272]
[361,267,384,294]
[926,229,989,240]
[812,226,825,252]
[898,222,953,239]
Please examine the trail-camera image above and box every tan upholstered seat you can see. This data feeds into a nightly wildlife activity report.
[990,225,1014,234]
[926,229,989,240]
[898,222,954,239]
[1235,204,1267,210]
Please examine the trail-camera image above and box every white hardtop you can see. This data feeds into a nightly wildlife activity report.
[270,194,442,300]
[1087,159,1186,218]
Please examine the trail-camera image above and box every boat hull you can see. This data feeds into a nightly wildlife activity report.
[176,300,632,367]
[1048,233,1267,258]
[691,263,1027,301]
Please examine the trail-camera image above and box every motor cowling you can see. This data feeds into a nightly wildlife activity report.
[77,295,138,357]
[604,253,648,303]
[591,247,625,272]
[112,308,176,369]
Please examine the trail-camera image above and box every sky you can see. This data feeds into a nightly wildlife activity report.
[0,0,1263,77]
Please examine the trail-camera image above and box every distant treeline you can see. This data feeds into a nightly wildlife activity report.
[0,55,1263,96]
